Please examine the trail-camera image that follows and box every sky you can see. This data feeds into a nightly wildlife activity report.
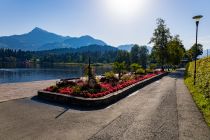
[0,0,209,50]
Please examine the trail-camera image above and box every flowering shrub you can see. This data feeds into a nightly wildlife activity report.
[59,87,73,95]
[44,72,164,98]
[44,86,54,92]
[44,86,58,92]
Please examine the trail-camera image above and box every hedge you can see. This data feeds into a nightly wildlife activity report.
[184,56,210,126]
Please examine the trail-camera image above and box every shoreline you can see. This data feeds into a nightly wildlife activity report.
[0,79,59,85]
[0,62,113,67]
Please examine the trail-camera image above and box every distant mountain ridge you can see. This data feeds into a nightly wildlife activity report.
[118,44,135,52]
[38,44,118,54]
[0,27,107,51]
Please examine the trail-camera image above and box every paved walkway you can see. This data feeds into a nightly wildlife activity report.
[0,70,209,140]
[0,80,57,102]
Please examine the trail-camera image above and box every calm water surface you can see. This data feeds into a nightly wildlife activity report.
[0,63,112,84]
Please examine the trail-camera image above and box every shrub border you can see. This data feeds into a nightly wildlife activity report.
[38,72,168,107]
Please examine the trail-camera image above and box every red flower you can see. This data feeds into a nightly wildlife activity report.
[44,86,54,92]
[59,87,73,95]
[86,93,93,98]
[76,80,85,87]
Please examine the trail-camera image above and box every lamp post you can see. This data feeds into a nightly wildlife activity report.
[192,15,203,85]
[88,56,91,85]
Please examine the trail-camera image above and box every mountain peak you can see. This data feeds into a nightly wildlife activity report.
[30,27,47,33]
[0,28,108,51]
[80,35,94,39]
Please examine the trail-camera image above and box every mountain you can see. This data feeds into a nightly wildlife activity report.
[118,44,134,52]
[63,35,106,49]
[118,44,152,53]
[77,44,117,52]
[0,27,107,51]
[37,44,118,54]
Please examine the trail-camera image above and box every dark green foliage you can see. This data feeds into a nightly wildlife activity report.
[130,45,140,64]
[0,48,118,64]
[167,35,185,65]
[115,50,130,67]
[0,48,33,62]
[130,45,149,69]
[138,46,149,69]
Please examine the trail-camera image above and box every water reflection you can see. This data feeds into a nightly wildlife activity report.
[0,63,112,84]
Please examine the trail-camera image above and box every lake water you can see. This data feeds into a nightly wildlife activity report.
[0,63,112,84]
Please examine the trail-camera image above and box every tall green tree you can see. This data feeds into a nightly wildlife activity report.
[115,50,130,66]
[167,35,185,65]
[130,45,140,64]
[149,18,172,70]
[138,46,149,69]
[187,43,203,61]
[130,45,149,69]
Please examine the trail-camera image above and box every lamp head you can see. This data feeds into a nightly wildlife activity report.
[193,15,203,22]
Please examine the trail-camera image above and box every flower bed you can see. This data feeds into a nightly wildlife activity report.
[38,72,168,107]
[43,72,164,98]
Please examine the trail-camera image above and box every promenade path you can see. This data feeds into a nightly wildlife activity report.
[0,70,209,140]
[0,80,57,102]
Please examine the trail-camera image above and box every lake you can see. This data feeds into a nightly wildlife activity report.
[0,63,112,84]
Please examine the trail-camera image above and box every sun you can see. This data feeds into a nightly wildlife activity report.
[103,0,145,20]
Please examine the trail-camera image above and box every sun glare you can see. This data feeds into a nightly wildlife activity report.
[103,0,146,20]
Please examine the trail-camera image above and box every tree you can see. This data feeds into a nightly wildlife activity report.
[115,50,130,66]
[130,45,149,69]
[187,43,203,61]
[149,18,172,70]
[130,45,140,64]
[167,35,185,65]
[113,62,126,80]
[138,46,149,69]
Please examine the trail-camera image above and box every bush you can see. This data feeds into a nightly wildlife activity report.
[130,63,141,73]
[185,57,210,97]
[146,68,153,74]
[149,64,157,70]
[104,71,116,79]
[121,74,132,81]
[136,68,145,75]
[72,86,81,94]
[113,62,126,80]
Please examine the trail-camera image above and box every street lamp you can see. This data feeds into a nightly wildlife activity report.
[192,15,203,85]
[88,56,91,85]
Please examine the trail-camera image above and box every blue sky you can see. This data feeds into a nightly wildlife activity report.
[0,0,209,50]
